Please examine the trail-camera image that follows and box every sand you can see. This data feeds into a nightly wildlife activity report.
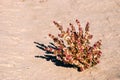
[0,0,120,80]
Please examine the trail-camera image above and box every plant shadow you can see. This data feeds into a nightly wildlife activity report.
[34,42,76,68]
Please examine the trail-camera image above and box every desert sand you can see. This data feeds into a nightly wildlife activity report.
[0,0,120,80]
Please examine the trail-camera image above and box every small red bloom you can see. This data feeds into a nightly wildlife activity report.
[43,19,102,71]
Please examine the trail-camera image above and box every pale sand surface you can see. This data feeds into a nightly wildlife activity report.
[0,0,120,80]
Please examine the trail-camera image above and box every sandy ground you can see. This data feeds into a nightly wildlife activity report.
[0,0,120,80]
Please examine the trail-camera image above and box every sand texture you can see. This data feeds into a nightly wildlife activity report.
[0,0,120,80]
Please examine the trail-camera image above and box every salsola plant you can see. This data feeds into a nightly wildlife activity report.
[45,19,102,71]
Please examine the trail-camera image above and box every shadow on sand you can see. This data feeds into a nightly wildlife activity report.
[34,42,76,69]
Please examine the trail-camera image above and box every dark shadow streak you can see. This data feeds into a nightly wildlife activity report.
[34,41,75,68]
[35,55,74,68]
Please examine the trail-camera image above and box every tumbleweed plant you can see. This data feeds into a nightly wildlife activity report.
[45,19,102,71]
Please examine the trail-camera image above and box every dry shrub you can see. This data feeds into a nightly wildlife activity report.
[45,19,102,71]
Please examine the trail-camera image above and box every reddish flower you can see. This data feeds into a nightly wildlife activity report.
[43,19,102,71]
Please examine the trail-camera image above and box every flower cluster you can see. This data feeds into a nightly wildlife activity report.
[45,19,102,71]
